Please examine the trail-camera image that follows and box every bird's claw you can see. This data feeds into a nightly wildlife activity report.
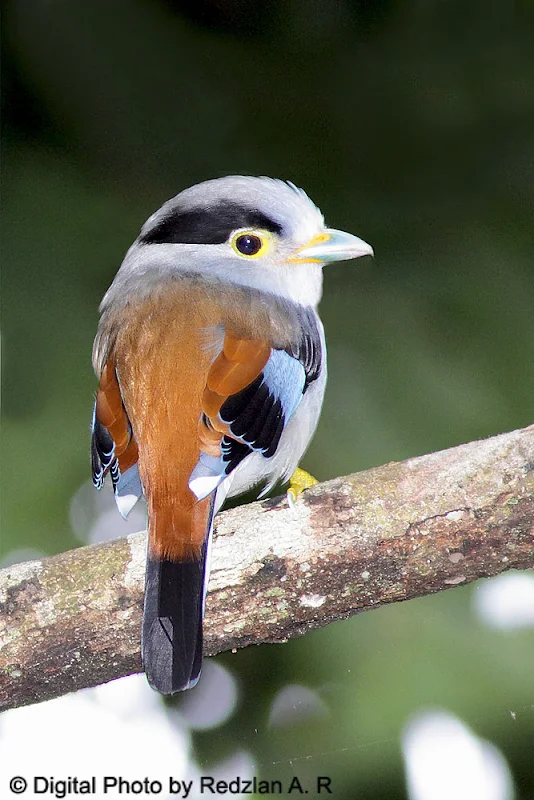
[286,467,319,509]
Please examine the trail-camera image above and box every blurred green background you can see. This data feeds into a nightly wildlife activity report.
[2,0,533,796]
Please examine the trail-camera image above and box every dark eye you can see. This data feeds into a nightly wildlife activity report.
[235,234,263,256]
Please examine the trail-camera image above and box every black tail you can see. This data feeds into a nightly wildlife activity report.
[142,541,208,694]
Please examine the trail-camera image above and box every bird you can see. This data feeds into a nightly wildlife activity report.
[91,176,373,694]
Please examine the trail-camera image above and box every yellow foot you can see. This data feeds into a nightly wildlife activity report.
[286,467,319,509]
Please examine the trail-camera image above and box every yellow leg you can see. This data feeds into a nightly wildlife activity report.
[286,467,319,509]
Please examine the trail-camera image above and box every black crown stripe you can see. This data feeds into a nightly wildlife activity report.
[140,202,283,246]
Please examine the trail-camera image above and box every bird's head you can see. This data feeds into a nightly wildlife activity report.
[118,176,373,307]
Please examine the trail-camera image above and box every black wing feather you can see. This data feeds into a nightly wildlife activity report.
[284,306,322,390]
[91,406,116,489]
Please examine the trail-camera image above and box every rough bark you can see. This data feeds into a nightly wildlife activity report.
[1,425,533,711]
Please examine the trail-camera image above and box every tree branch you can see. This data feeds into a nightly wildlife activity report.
[1,426,533,711]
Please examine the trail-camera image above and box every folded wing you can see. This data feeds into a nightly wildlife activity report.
[189,332,312,501]
[91,361,142,517]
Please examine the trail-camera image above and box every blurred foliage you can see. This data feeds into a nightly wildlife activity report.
[2,0,534,796]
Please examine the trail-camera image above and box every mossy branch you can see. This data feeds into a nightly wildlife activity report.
[1,425,533,711]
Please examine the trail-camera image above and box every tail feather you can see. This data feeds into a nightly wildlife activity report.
[142,551,207,693]
[142,491,217,695]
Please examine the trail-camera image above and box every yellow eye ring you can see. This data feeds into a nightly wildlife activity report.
[229,229,272,259]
